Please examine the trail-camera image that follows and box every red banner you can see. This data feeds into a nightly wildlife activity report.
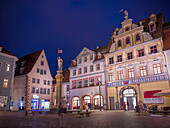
[144,90,162,98]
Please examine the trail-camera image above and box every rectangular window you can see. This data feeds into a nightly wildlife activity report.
[84,57,87,62]
[40,69,43,75]
[78,68,82,74]
[44,70,46,75]
[117,55,122,62]
[6,64,10,72]
[84,67,87,73]
[153,63,161,74]
[73,69,76,76]
[140,66,147,76]
[150,45,157,54]
[109,57,114,64]
[3,79,8,88]
[138,49,144,57]
[66,85,69,91]
[40,88,43,94]
[90,65,93,72]
[109,72,114,81]
[48,81,50,85]
[44,80,46,85]
[79,58,82,64]
[127,52,133,60]
[90,78,94,85]
[41,61,44,66]
[73,81,77,88]
[32,87,35,93]
[44,88,46,94]
[84,79,88,87]
[36,88,39,93]
[32,78,36,83]
[78,81,82,88]
[117,71,123,80]
[90,55,93,60]
[128,68,134,78]
[96,77,101,85]
[47,89,50,95]
[37,79,40,84]
[37,68,39,73]
[96,64,100,71]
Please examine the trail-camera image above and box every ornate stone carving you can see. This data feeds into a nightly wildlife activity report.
[143,32,153,42]
[109,43,116,52]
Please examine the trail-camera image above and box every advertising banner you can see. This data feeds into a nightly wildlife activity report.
[144,90,164,104]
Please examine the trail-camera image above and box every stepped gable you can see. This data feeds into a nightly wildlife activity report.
[15,49,43,76]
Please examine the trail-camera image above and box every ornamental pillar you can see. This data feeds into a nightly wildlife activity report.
[55,56,63,108]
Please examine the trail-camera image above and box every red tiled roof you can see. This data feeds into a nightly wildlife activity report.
[15,49,43,76]
[0,45,17,57]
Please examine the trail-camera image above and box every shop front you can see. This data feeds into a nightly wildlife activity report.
[72,96,80,109]
[0,96,8,110]
[41,99,50,109]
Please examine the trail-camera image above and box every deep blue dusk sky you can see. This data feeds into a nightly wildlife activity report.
[0,0,170,77]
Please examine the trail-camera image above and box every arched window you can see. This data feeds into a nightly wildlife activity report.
[136,34,140,41]
[118,40,121,47]
[93,94,104,109]
[126,37,130,44]
[72,97,80,109]
[150,24,155,32]
[125,27,129,31]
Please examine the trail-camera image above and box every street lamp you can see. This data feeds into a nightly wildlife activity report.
[98,81,102,111]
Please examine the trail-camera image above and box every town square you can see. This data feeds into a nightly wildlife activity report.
[0,0,170,128]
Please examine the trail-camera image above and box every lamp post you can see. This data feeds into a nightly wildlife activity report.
[98,81,102,111]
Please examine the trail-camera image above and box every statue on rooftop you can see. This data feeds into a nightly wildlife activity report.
[120,9,129,20]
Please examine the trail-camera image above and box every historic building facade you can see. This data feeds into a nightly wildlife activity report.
[105,12,170,110]
[0,45,18,110]
[69,46,107,110]
[11,49,53,111]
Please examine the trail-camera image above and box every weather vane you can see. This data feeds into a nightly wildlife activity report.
[120,9,128,20]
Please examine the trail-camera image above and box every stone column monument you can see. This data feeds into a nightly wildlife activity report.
[55,56,63,108]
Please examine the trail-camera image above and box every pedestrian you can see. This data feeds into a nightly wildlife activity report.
[58,97,67,128]
[127,100,129,111]
[124,102,126,111]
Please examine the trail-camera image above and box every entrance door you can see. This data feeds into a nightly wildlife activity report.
[31,99,39,110]
[109,97,115,110]
[127,97,133,110]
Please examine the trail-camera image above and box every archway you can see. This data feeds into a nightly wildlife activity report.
[81,95,91,110]
[93,94,104,109]
[119,86,137,110]
[72,96,80,109]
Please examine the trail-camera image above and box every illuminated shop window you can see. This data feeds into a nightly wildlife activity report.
[72,97,80,109]
[94,95,103,109]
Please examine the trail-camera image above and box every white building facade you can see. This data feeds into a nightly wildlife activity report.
[69,46,107,110]
[11,49,53,111]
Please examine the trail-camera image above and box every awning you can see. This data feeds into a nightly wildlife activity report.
[153,90,170,97]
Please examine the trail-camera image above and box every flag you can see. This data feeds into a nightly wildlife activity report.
[58,49,63,53]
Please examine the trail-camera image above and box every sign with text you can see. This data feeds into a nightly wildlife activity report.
[144,90,163,104]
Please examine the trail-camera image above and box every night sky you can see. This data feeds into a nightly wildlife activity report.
[0,0,170,77]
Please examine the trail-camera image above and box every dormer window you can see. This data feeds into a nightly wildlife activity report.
[150,24,155,32]
[126,37,130,44]
[125,27,129,31]
[136,34,140,41]
[118,40,122,47]
[116,30,119,35]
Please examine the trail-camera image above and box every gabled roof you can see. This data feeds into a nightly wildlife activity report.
[0,45,17,58]
[15,49,43,76]
[63,68,70,82]
[106,12,165,53]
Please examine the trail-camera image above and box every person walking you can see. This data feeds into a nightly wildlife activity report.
[58,97,67,128]
[127,100,129,111]
[124,102,126,111]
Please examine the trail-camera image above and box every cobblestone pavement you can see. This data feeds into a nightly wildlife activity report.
[0,110,170,128]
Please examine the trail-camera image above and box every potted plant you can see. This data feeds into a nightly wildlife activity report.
[90,83,94,86]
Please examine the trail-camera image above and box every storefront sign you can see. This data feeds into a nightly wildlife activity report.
[33,94,39,99]
[144,90,164,104]
[107,74,167,87]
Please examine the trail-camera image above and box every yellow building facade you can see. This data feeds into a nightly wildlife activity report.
[105,12,170,110]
